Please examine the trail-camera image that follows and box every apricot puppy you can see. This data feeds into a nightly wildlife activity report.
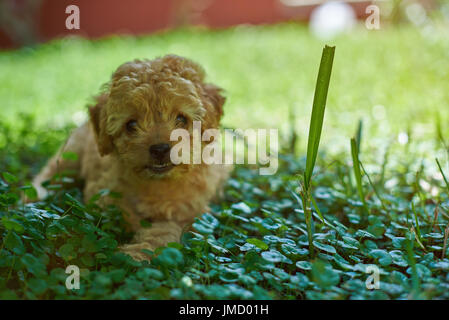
[33,55,230,261]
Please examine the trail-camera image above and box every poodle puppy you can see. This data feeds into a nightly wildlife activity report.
[33,55,230,261]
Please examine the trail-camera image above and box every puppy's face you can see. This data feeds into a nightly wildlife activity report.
[89,55,225,179]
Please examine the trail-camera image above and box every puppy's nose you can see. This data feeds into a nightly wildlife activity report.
[149,143,171,160]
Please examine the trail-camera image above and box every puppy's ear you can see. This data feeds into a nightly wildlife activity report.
[203,83,225,120]
[89,95,113,156]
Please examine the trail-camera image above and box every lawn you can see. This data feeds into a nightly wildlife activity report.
[1,23,449,143]
[1,23,449,300]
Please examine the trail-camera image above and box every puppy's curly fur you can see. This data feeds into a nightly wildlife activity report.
[33,55,231,260]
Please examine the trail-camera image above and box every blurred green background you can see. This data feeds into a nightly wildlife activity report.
[1,23,448,154]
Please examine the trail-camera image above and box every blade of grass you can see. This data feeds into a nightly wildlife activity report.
[350,137,369,218]
[411,201,423,244]
[355,119,363,153]
[304,45,335,190]
[360,161,389,216]
[311,195,325,224]
[436,157,449,194]
[300,44,335,258]
[406,234,420,299]
[436,113,448,153]
[411,226,426,251]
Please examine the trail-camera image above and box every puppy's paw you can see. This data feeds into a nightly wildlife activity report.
[34,185,49,200]
[119,222,184,261]
[119,243,155,261]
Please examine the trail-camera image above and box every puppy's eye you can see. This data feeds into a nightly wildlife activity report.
[126,120,138,133]
[176,114,187,126]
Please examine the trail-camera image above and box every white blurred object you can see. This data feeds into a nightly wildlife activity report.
[309,1,356,40]
[398,132,409,145]
[405,2,427,26]
[72,110,87,126]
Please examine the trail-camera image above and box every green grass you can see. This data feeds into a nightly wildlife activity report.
[1,23,449,148]
[301,44,335,258]
[2,115,449,299]
[1,23,449,300]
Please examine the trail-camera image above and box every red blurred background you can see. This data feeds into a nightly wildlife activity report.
[0,0,376,49]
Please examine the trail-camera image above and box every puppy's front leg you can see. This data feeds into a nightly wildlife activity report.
[120,221,184,261]
[33,124,87,199]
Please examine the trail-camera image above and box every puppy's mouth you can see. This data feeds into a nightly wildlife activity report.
[146,163,174,174]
